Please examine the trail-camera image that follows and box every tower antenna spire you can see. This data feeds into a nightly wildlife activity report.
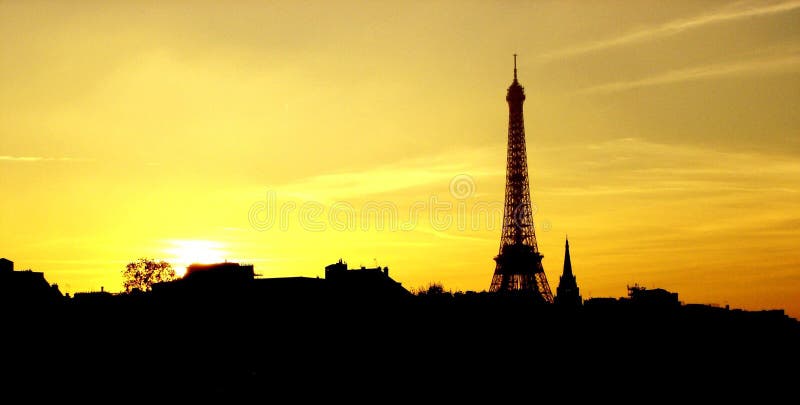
[513,53,518,81]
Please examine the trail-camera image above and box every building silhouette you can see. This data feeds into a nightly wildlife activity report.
[583,285,681,310]
[489,55,554,302]
[151,259,408,302]
[151,261,257,298]
[324,259,407,298]
[0,257,13,273]
[185,261,255,283]
[627,284,680,308]
[0,258,62,305]
[555,237,581,307]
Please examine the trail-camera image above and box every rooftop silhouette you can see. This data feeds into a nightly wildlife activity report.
[2,253,798,398]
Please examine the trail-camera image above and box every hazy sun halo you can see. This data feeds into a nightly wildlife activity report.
[164,240,228,277]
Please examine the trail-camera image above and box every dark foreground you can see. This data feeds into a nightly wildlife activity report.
[5,294,798,400]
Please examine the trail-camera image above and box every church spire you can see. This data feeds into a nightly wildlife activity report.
[563,236,573,277]
[555,235,581,307]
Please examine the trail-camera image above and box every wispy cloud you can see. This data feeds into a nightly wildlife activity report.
[541,0,800,60]
[0,155,87,162]
[413,226,496,243]
[576,55,800,95]
[263,146,503,202]
[545,137,800,196]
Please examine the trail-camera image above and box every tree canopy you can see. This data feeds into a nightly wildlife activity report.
[122,258,176,293]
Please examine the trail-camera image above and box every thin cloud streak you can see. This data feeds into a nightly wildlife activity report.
[543,137,800,196]
[0,155,87,162]
[541,0,800,60]
[577,55,800,95]
[265,147,504,202]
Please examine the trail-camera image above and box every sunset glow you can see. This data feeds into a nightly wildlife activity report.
[164,240,228,277]
[1,1,798,317]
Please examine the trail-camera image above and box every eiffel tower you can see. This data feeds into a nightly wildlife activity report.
[489,55,553,303]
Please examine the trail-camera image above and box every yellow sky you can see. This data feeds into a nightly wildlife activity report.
[2,1,799,317]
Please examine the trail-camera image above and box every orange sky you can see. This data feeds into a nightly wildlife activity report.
[1,1,799,317]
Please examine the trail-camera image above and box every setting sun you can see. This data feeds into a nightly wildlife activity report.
[164,240,228,277]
